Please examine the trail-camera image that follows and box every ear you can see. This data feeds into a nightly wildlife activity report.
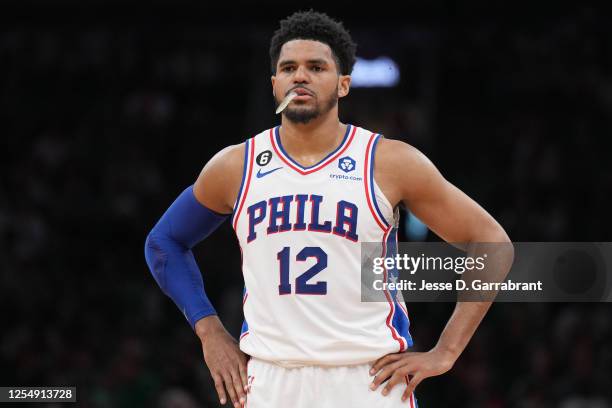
[271,75,276,96]
[338,75,351,98]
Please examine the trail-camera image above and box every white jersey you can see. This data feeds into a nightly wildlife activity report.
[231,124,412,367]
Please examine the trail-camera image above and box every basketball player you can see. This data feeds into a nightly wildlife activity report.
[145,10,512,407]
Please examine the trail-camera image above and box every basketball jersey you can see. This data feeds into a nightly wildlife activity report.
[231,124,412,367]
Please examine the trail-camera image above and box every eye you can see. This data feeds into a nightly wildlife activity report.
[282,66,295,73]
[312,66,323,72]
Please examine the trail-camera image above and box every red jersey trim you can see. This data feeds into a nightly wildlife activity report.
[232,137,255,230]
[364,133,390,231]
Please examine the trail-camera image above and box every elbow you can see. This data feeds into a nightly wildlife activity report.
[144,231,155,268]
[144,232,168,291]
[477,220,512,244]
[482,225,515,268]
[471,223,515,266]
[491,228,512,244]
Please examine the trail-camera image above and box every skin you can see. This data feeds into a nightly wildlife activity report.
[191,39,513,406]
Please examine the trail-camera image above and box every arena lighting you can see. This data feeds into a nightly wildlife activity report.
[351,56,400,87]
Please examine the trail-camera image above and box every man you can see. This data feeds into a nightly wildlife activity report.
[145,10,512,407]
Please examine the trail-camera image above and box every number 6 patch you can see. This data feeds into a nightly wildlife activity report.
[256,150,273,166]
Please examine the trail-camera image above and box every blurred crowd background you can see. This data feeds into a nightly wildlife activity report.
[1,2,611,407]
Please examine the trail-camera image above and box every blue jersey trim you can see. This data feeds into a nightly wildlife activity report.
[274,124,352,170]
[387,227,414,347]
[231,139,250,225]
[241,319,249,337]
[240,286,249,337]
[369,135,391,228]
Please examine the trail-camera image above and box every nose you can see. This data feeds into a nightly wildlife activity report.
[293,65,309,83]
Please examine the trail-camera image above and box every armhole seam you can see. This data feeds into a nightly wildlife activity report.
[369,134,392,229]
[231,138,254,228]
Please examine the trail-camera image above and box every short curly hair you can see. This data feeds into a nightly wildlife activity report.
[269,10,357,76]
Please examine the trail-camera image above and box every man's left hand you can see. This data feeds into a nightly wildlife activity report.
[369,348,457,401]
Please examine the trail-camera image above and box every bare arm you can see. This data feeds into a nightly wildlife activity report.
[370,138,513,401]
[192,143,250,407]
[193,143,245,214]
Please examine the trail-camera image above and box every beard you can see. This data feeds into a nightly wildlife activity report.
[277,87,338,124]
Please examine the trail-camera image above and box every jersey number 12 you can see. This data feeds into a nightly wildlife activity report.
[277,247,327,295]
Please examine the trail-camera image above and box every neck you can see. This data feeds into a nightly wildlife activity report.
[279,111,347,162]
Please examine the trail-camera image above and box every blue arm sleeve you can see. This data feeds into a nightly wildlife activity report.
[144,185,229,329]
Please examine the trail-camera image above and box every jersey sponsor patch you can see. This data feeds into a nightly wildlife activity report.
[329,173,363,182]
[338,156,356,173]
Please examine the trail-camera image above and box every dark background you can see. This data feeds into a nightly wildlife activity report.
[1,1,611,407]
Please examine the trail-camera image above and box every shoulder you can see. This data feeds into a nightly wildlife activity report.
[193,142,247,215]
[372,136,445,207]
[375,137,429,165]
[375,137,440,184]
[202,143,246,175]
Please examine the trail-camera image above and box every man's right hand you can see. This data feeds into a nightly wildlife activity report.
[195,316,249,407]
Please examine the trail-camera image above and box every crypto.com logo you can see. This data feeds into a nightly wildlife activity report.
[338,156,356,173]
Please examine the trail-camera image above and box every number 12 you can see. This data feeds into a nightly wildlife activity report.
[277,247,328,295]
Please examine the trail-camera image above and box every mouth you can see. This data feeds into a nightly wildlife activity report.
[290,88,314,97]
[292,94,313,101]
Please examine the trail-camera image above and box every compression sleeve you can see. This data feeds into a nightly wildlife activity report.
[144,185,229,329]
